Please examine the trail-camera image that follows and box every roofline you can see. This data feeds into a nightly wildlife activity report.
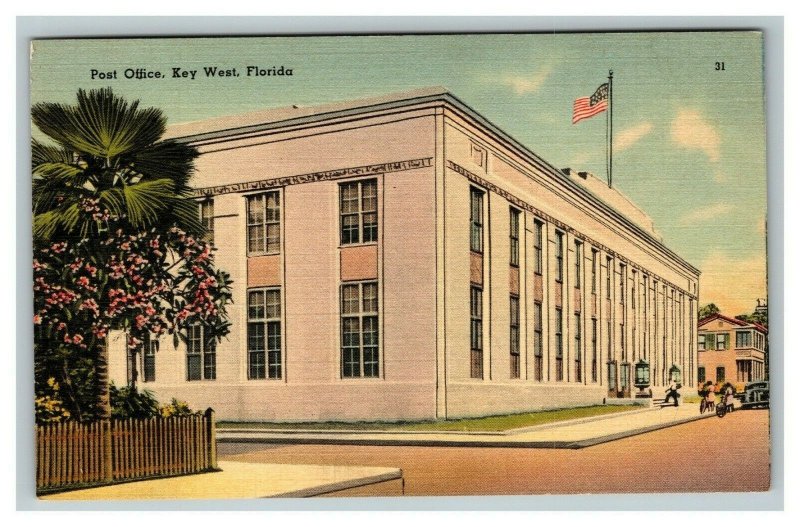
[170,90,701,276]
[698,313,768,334]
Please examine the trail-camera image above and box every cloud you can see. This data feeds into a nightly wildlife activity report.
[614,122,654,152]
[679,202,733,225]
[698,252,766,315]
[670,109,721,162]
[500,65,553,95]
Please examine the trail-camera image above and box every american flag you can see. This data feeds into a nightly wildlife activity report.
[572,83,609,124]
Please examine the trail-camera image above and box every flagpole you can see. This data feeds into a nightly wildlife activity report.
[607,69,614,188]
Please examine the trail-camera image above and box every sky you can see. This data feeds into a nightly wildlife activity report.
[29,33,767,315]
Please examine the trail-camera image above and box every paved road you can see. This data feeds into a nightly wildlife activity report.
[218,408,770,495]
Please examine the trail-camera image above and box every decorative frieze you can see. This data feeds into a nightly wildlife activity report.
[191,157,434,198]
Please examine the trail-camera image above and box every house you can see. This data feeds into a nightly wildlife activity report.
[108,87,701,421]
[697,313,768,391]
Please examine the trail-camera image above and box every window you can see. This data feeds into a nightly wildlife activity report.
[591,249,598,294]
[555,307,563,381]
[620,323,626,360]
[606,257,612,299]
[716,333,728,350]
[509,208,520,266]
[555,231,564,282]
[716,366,725,383]
[533,301,543,381]
[187,324,216,381]
[736,330,753,348]
[534,220,543,275]
[591,318,598,383]
[470,188,484,253]
[574,241,582,288]
[199,199,214,245]
[607,319,612,357]
[619,264,626,304]
[698,335,706,351]
[247,192,280,254]
[470,286,483,378]
[142,334,157,383]
[631,271,636,310]
[340,179,378,245]
[510,295,520,378]
[574,312,582,382]
[698,367,706,383]
[248,288,282,380]
[341,281,379,378]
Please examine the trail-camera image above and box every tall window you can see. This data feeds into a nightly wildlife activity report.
[199,199,214,245]
[509,208,520,266]
[631,271,637,310]
[698,367,706,383]
[470,188,484,253]
[574,241,582,288]
[716,333,728,350]
[340,179,378,245]
[591,249,598,294]
[248,288,282,380]
[187,324,216,381]
[574,312,582,382]
[470,286,483,378]
[716,366,725,383]
[619,264,626,304]
[341,281,379,378]
[555,307,563,381]
[698,335,707,351]
[510,295,520,378]
[591,318,598,383]
[534,220,543,274]
[607,319,612,360]
[555,231,564,282]
[533,301,543,381]
[139,334,157,383]
[606,256,612,299]
[247,192,280,254]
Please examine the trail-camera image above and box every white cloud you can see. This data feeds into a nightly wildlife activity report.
[699,252,766,315]
[670,109,721,162]
[500,65,553,95]
[679,202,733,225]
[614,122,654,152]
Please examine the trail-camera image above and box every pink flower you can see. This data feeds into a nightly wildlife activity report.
[33,314,41,324]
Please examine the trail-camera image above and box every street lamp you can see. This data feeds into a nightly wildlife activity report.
[634,359,651,398]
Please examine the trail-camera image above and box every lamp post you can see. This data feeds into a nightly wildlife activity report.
[634,359,651,398]
[669,364,682,385]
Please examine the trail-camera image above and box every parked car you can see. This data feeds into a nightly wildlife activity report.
[739,381,769,409]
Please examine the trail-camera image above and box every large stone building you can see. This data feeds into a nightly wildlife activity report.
[108,88,701,422]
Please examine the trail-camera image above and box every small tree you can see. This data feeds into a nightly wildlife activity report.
[33,200,232,421]
[698,303,720,320]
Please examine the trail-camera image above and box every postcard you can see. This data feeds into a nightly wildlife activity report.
[29,32,769,500]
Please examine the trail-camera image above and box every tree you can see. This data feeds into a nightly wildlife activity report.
[32,87,203,241]
[32,88,232,422]
[698,303,720,320]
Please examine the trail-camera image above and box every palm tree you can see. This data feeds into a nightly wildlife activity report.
[32,87,204,240]
[32,88,204,423]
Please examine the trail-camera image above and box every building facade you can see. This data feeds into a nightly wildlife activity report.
[697,313,767,390]
[108,88,701,421]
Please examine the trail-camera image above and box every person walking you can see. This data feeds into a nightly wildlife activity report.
[704,381,716,413]
[665,379,680,407]
[724,384,735,413]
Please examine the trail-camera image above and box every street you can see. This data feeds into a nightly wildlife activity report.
[218,408,770,495]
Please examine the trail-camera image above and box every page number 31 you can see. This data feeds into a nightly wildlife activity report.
[715,62,726,71]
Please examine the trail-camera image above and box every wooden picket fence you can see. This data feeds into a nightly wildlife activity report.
[36,408,217,493]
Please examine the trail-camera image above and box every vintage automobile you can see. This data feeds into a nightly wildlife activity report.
[739,381,770,409]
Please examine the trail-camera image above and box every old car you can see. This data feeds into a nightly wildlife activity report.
[739,381,769,409]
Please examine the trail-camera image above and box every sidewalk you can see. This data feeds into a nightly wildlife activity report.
[218,403,714,449]
[41,461,403,500]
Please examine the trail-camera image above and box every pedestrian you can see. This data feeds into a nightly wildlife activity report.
[665,379,680,407]
[704,381,715,412]
[724,384,735,413]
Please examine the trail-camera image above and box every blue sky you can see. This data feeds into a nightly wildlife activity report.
[30,33,767,314]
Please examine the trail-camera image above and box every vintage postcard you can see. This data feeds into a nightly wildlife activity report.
[29,32,769,501]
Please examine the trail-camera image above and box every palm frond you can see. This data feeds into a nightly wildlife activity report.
[128,140,199,189]
[121,179,176,229]
[32,138,73,168]
[169,197,206,236]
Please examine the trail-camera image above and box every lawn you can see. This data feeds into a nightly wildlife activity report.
[217,404,643,433]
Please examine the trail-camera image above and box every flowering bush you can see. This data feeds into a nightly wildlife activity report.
[159,398,199,418]
[34,377,71,423]
[33,199,232,420]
